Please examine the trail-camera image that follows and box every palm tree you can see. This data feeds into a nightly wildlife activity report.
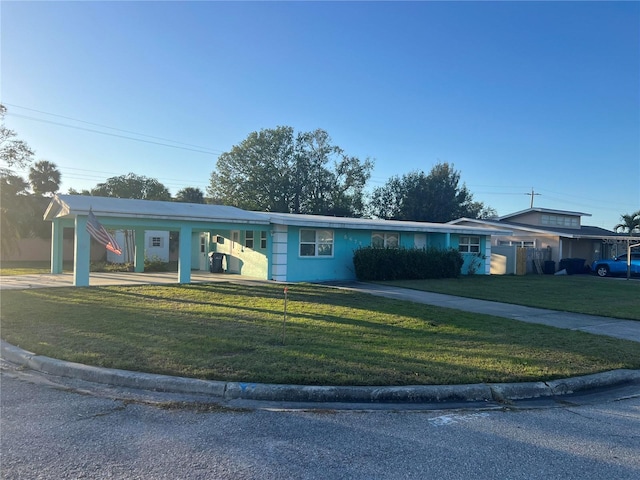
[28,160,61,196]
[614,210,640,236]
[175,187,205,204]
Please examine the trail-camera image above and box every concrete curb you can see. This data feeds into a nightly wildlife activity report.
[3,340,639,404]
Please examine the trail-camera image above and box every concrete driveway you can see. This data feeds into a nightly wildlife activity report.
[0,271,258,290]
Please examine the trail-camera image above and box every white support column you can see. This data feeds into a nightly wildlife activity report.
[484,236,492,275]
[270,225,288,281]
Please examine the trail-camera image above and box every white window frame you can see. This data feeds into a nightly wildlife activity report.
[541,214,578,228]
[459,236,481,253]
[150,236,163,248]
[372,232,399,248]
[245,230,254,249]
[260,231,267,249]
[299,229,334,257]
[498,240,536,248]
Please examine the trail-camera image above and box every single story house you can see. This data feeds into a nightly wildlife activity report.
[43,194,511,286]
[448,207,634,274]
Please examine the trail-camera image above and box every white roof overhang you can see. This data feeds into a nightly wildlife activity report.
[44,195,512,236]
[448,217,636,241]
[260,212,511,236]
[44,195,270,225]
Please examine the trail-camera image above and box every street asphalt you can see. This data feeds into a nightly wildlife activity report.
[1,272,639,407]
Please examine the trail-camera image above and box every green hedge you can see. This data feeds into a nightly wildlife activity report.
[353,247,464,281]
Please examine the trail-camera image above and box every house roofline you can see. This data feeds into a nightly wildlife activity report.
[497,207,591,221]
[448,217,638,240]
[44,195,514,236]
[44,194,271,225]
[262,212,512,236]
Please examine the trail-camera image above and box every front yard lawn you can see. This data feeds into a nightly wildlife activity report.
[1,282,638,386]
[380,275,640,321]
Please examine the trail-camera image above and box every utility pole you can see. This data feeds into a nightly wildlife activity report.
[526,188,541,208]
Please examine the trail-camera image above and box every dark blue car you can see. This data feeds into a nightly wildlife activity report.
[591,252,640,277]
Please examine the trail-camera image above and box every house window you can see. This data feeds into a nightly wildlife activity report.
[245,230,254,249]
[498,240,535,248]
[150,236,163,248]
[372,232,399,248]
[459,236,480,253]
[541,214,578,228]
[260,231,267,249]
[300,229,333,257]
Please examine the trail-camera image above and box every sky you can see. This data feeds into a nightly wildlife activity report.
[1,1,638,229]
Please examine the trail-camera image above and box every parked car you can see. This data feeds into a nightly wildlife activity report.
[591,252,640,277]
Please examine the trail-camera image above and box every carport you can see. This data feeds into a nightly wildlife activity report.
[43,195,270,286]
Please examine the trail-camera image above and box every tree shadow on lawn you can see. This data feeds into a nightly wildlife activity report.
[90,285,439,336]
[3,285,638,385]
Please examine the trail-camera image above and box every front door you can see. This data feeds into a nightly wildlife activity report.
[199,233,209,271]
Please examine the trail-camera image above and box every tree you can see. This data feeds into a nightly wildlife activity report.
[0,174,30,255]
[67,187,92,195]
[0,104,35,174]
[614,210,640,235]
[0,104,37,256]
[208,126,373,216]
[91,173,171,200]
[29,160,61,196]
[369,162,494,223]
[175,187,205,204]
[209,126,295,212]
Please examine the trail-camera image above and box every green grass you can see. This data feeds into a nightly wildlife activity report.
[380,275,640,321]
[0,260,178,275]
[1,282,638,386]
[0,261,65,275]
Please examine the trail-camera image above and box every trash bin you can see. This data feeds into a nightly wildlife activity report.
[208,252,225,273]
[559,258,585,275]
[543,260,555,275]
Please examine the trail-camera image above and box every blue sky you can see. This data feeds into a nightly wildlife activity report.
[2,1,638,229]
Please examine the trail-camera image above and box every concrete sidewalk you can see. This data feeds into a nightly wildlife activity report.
[340,282,640,344]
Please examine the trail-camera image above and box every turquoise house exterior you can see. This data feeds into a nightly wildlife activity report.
[44,195,510,286]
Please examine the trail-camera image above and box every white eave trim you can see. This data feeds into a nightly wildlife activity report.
[264,213,511,236]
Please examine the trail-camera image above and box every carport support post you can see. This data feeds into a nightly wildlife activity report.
[628,242,640,280]
[178,225,192,284]
[50,219,64,274]
[73,215,90,287]
[134,228,145,273]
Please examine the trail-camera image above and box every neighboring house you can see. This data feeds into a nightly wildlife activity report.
[449,208,632,274]
[43,195,511,286]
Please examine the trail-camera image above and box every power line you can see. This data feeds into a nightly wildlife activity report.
[9,113,221,156]
[3,102,224,154]
[11,165,210,193]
